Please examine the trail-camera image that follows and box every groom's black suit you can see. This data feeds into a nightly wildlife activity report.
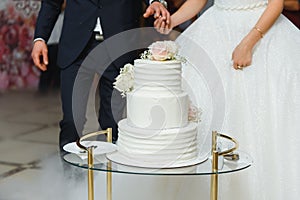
[34,0,146,150]
[35,0,143,68]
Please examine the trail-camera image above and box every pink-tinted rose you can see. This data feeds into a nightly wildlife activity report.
[188,102,202,122]
[148,41,169,61]
[148,41,178,61]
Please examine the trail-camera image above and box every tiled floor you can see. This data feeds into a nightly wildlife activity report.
[0,91,143,200]
[0,90,108,199]
[0,91,61,199]
[0,91,108,200]
[0,91,60,173]
[0,91,209,200]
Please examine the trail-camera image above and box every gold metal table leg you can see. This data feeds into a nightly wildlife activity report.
[106,128,112,200]
[88,147,94,200]
[210,150,218,200]
[210,131,218,200]
[210,131,239,200]
[76,128,113,200]
[107,161,112,200]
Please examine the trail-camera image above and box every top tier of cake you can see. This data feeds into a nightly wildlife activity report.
[133,59,183,93]
[127,59,189,129]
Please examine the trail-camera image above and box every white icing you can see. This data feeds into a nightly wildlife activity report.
[118,119,198,165]
[134,59,182,93]
[116,59,199,167]
[127,90,188,129]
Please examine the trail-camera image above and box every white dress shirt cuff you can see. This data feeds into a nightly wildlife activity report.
[33,38,46,43]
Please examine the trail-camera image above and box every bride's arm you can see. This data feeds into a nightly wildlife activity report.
[154,0,207,34]
[232,0,284,69]
[170,0,207,28]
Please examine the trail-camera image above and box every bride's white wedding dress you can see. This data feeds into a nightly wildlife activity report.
[175,0,300,199]
[97,1,299,200]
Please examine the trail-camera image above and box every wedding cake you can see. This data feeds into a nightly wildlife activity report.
[108,41,202,168]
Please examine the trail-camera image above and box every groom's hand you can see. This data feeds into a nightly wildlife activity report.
[143,2,170,25]
[31,40,48,71]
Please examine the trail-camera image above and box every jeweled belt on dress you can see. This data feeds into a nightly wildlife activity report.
[214,1,267,10]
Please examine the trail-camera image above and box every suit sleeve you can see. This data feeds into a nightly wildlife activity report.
[145,0,151,6]
[34,0,64,42]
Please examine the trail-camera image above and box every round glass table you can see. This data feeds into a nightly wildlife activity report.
[63,129,253,200]
[64,151,252,176]
[63,150,252,200]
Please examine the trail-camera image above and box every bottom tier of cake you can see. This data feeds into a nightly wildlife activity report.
[109,119,203,168]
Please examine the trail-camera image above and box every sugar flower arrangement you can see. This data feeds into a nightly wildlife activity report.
[113,40,185,97]
[113,63,134,97]
[140,40,186,62]
[188,101,202,123]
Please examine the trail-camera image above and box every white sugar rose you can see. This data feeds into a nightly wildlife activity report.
[113,63,134,97]
[121,63,134,74]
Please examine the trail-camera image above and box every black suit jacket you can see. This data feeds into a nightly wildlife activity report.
[34,0,145,68]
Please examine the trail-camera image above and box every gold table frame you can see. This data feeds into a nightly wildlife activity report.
[76,128,113,200]
[210,131,239,200]
[75,129,245,200]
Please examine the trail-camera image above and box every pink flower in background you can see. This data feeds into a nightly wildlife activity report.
[0,2,39,91]
[6,4,17,20]
[0,40,11,63]
[11,75,24,89]
[0,71,9,91]
[26,72,39,88]
[0,10,5,26]
[1,24,19,48]
[19,25,33,51]
[20,61,30,77]
[12,47,26,62]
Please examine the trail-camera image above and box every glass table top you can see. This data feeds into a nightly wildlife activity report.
[63,151,252,176]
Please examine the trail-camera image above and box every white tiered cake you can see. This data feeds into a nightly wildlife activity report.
[107,41,204,168]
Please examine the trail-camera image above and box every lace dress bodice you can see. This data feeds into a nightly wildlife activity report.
[214,0,268,10]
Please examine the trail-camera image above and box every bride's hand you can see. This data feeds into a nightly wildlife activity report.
[232,41,253,70]
[232,27,263,70]
[154,17,174,34]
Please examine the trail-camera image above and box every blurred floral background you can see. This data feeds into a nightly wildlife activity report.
[0,0,298,92]
[0,0,40,91]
